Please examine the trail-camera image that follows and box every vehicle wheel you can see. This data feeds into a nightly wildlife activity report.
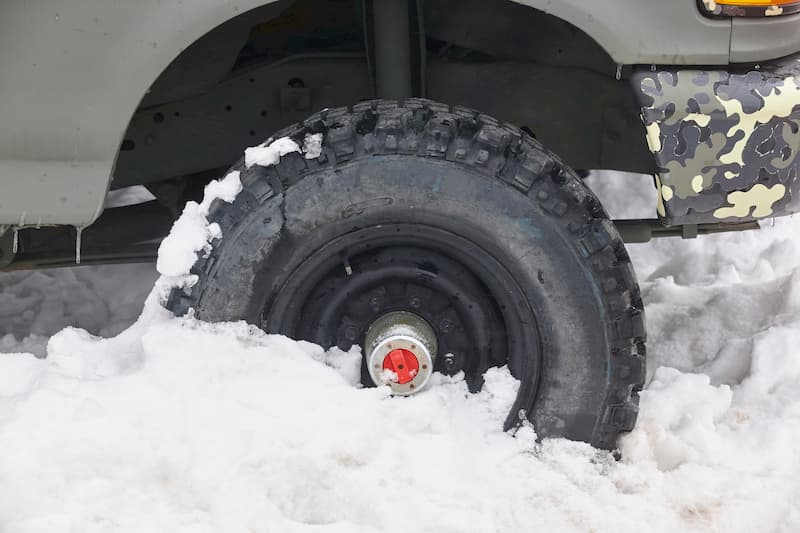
[168,99,646,450]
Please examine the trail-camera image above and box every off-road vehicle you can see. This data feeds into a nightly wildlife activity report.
[2,0,798,449]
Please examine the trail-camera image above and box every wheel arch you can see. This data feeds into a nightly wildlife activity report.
[0,0,292,227]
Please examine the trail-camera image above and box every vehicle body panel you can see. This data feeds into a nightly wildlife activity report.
[731,14,800,63]
[0,0,277,227]
[0,0,789,227]
[521,0,730,66]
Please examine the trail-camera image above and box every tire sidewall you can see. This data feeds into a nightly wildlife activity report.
[196,155,613,442]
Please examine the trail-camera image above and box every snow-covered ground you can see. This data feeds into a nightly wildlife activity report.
[0,265,157,358]
[1,170,799,532]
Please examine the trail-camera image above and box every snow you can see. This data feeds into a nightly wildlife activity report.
[303,132,324,159]
[103,185,156,209]
[244,133,324,168]
[1,168,799,532]
[0,265,157,358]
[155,170,242,281]
[245,137,301,168]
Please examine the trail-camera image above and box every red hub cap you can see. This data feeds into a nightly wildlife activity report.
[382,349,420,384]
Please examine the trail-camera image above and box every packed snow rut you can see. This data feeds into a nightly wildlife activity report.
[1,170,798,532]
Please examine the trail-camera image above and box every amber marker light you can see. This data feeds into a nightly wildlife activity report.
[701,0,800,16]
[717,0,798,4]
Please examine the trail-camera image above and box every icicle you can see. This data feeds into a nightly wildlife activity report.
[75,226,83,264]
[11,228,18,254]
[615,64,623,80]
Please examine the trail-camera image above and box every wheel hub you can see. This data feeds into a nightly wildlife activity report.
[383,349,419,384]
[364,311,437,395]
[264,224,534,396]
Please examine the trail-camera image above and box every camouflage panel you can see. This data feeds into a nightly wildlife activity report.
[631,55,800,225]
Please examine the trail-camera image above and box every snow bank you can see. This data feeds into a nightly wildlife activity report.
[0,265,157,357]
[2,315,798,532]
[0,167,798,531]
[589,172,800,385]
[0,320,534,532]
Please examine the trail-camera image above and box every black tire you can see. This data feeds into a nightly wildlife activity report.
[168,99,646,450]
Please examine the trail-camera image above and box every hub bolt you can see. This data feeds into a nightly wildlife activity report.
[344,326,359,342]
[369,297,382,312]
[439,318,453,334]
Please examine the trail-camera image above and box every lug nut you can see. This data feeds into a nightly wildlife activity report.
[369,297,382,312]
[409,296,421,309]
[439,318,453,333]
[344,326,359,342]
[444,353,457,371]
